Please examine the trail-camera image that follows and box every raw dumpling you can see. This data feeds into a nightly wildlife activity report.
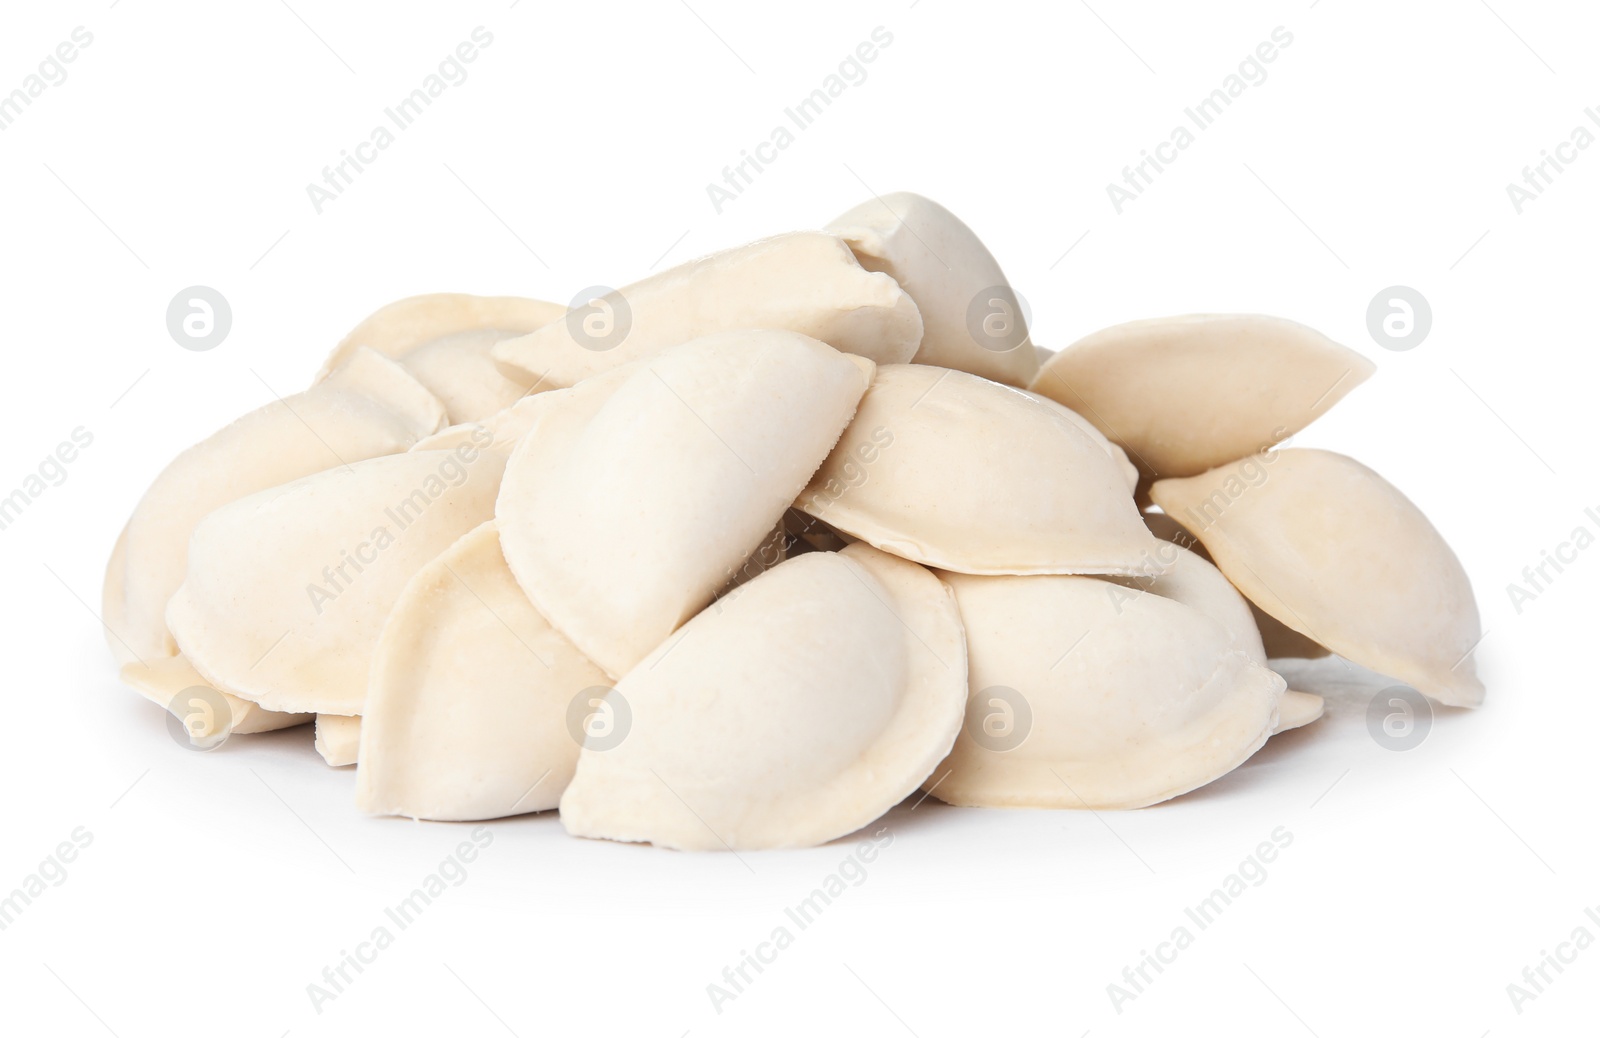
[559,544,967,851]
[1107,545,1266,663]
[1273,690,1325,734]
[103,349,447,665]
[1030,315,1375,478]
[491,233,922,390]
[385,329,539,424]
[167,445,506,716]
[1145,508,1329,659]
[314,714,361,767]
[496,330,872,678]
[1150,448,1485,707]
[410,395,546,456]
[1110,546,1326,736]
[926,571,1284,809]
[119,655,308,745]
[796,364,1166,576]
[827,191,1038,387]
[356,522,612,820]
[315,293,565,421]
[1251,601,1331,660]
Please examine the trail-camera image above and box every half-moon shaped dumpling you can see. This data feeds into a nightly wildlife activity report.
[314,714,361,767]
[356,522,612,820]
[1251,601,1331,660]
[1108,545,1267,663]
[385,329,539,424]
[559,544,967,851]
[796,364,1165,576]
[1145,509,1329,660]
[926,570,1284,809]
[1149,448,1485,707]
[1030,315,1376,478]
[491,233,922,390]
[1273,690,1325,734]
[167,446,506,716]
[826,192,1038,388]
[496,330,872,678]
[409,394,547,456]
[103,349,447,665]
[316,293,566,423]
[119,655,308,744]
[1059,407,1139,494]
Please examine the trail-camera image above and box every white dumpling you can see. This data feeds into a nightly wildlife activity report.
[356,522,612,820]
[796,364,1166,576]
[1273,691,1325,734]
[1111,545,1325,737]
[119,655,308,746]
[1144,509,1330,660]
[1030,314,1375,479]
[314,715,361,767]
[1058,404,1139,493]
[315,293,566,422]
[1150,448,1485,707]
[496,330,872,678]
[103,349,446,665]
[409,395,546,456]
[167,446,506,716]
[559,544,967,851]
[491,232,922,390]
[1109,545,1267,663]
[927,571,1284,809]
[389,329,539,424]
[826,191,1038,387]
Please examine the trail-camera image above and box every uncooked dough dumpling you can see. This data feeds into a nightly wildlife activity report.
[314,715,361,767]
[103,349,447,665]
[1150,448,1485,707]
[796,364,1166,576]
[491,232,922,390]
[388,329,539,424]
[312,295,563,396]
[1110,544,1326,736]
[315,293,566,421]
[1145,509,1329,659]
[356,522,612,820]
[167,446,506,716]
[410,395,547,456]
[1273,691,1325,733]
[827,191,1038,387]
[559,544,967,851]
[119,655,308,745]
[1030,314,1376,478]
[1108,545,1266,663]
[926,571,1284,809]
[496,330,872,678]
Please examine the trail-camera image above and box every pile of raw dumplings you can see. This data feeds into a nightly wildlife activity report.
[103,192,1485,851]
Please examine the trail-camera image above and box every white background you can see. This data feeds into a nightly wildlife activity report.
[2,0,1596,1034]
